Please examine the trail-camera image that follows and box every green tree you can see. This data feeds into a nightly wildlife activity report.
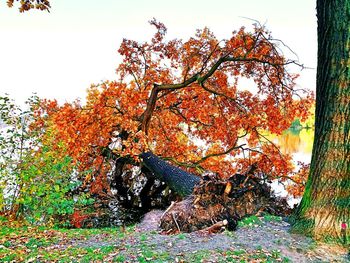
[0,95,93,226]
[294,0,349,243]
[0,95,38,213]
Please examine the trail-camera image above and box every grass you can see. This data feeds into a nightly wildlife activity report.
[0,225,292,262]
[238,215,262,227]
[263,214,283,222]
[237,213,284,229]
[177,233,186,240]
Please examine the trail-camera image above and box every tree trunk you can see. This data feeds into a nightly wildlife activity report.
[140,152,200,196]
[293,0,350,243]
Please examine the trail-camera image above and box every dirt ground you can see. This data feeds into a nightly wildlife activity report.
[63,210,349,262]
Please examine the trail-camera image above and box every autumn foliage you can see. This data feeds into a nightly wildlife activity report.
[7,0,51,12]
[34,20,313,198]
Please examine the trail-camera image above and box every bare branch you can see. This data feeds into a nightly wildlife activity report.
[193,143,246,165]
[141,51,302,134]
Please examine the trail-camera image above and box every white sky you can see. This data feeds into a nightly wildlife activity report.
[0,0,317,105]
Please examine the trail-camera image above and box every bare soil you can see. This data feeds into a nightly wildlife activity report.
[61,210,349,262]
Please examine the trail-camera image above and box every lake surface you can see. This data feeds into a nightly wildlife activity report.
[271,128,314,205]
[275,128,314,164]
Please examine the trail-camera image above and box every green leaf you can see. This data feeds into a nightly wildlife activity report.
[54,185,60,192]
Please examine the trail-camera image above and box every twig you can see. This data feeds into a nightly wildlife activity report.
[160,201,177,221]
[197,220,228,234]
[171,212,181,233]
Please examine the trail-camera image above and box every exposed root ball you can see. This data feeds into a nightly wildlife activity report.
[160,174,291,234]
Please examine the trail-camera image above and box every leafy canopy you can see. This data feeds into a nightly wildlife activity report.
[0,95,93,226]
[36,20,313,195]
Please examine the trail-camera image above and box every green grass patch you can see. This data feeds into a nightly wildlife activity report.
[238,215,262,227]
[177,233,186,240]
[263,214,283,222]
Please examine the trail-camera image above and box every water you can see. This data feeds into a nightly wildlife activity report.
[271,128,314,205]
[276,128,314,164]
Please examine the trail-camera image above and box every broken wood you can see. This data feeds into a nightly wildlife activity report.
[84,151,291,231]
[197,219,228,235]
[160,173,292,234]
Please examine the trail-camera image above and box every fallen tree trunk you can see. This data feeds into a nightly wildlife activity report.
[140,152,201,197]
[80,152,184,227]
[85,151,291,230]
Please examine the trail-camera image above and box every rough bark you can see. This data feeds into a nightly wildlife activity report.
[86,151,292,229]
[81,153,183,227]
[140,152,201,196]
[293,0,350,243]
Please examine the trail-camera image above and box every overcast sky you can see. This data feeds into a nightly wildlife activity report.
[0,0,317,105]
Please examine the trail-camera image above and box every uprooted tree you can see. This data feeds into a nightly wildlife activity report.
[30,20,313,229]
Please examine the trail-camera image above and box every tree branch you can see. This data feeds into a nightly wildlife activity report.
[141,53,301,134]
